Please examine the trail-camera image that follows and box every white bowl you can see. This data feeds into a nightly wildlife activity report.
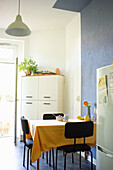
[56,115,63,121]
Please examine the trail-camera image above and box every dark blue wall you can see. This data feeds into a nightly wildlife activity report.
[81,0,113,159]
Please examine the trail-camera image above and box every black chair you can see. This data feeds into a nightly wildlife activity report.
[43,113,64,120]
[21,116,33,170]
[56,121,94,170]
[42,113,64,168]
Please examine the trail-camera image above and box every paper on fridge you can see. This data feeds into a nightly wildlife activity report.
[108,72,113,103]
[98,75,108,104]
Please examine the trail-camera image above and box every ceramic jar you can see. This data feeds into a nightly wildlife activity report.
[56,68,60,75]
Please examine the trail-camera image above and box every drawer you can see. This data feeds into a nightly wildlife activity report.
[39,76,58,100]
[38,101,58,119]
[21,101,38,120]
[21,77,39,100]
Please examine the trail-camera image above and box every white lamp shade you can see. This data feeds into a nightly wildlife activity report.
[5,15,31,37]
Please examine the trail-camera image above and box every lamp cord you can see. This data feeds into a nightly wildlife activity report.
[18,0,20,15]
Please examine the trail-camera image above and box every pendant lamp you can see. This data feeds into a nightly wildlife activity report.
[5,0,31,37]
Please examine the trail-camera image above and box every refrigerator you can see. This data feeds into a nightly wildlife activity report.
[96,65,113,170]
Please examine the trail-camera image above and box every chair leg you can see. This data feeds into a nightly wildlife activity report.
[72,153,74,163]
[46,152,48,164]
[90,151,93,170]
[79,151,81,168]
[52,148,54,169]
[30,149,32,166]
[23,145,26,167]
[49,150,51,166]
[27,148,29,170]
[64,153,66,170]
[42,152,44,159]
[56,148,58,170]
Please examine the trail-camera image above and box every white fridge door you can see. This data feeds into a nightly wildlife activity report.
[97,149,113,170]
[97,65,113,153]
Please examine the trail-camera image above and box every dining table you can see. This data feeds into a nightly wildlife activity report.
[29,119,96,170]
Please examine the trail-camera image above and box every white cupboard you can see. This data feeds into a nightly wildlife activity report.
[38,101,58,119]
[21,76,39,100]
[21,75,64,120]
[39,76,57,100]
[21,101,38,119]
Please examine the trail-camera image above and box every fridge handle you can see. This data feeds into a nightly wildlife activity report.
[97,146,113,159]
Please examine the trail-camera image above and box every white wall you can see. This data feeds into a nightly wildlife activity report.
[26,27,66,74]
[0,17,81,121]
[24,19,81,118]
[65,14,81,118]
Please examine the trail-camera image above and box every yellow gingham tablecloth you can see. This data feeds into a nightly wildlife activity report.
[30,120,96,163]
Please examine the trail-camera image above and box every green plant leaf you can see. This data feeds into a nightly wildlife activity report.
[18,57,38,74]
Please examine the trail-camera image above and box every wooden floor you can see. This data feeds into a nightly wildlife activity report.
[0,137,96,170]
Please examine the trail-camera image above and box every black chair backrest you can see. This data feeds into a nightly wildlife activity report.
[21,116,25,119]
[21,117,29,135]
[43,113,64,120]
[65,121,94,139]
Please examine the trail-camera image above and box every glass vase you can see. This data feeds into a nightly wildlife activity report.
[87,106,91,118]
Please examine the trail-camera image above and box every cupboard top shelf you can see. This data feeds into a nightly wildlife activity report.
[22,75,64,77]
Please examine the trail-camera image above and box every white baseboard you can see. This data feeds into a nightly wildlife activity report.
[81,152,96,165]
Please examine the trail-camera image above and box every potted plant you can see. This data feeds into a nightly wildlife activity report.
[18,57,38,75]
[0,94,2,101]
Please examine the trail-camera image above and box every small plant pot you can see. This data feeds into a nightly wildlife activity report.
[25,70,31,76]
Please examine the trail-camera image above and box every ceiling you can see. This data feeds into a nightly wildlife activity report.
[53,0,93,12]
[0,0,77,32]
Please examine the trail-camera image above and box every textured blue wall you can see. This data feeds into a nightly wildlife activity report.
[81,0,113,159]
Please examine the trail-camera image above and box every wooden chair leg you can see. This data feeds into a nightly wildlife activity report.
[27,149,29,170]
[23,145,26,167]
[56,148,58,170]
[85,151,89,160]
[79,151,81,168]
[72,153,74,163]
[64,153,66,170]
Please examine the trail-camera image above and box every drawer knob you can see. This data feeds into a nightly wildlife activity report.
[26,102,32,104]
[43,96,50,98]
[26,96,32,98]
[43,103,50,105]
